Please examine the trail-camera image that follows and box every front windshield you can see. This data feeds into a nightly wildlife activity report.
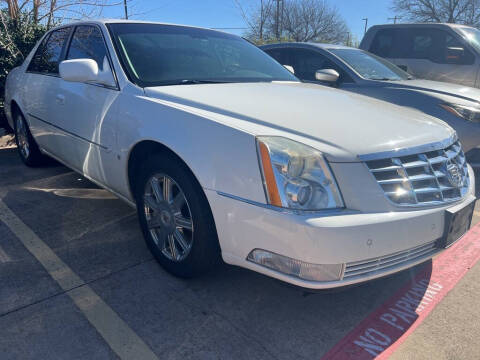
[329,48,411,81]
[458,27,480,53]
[108,23,298,87]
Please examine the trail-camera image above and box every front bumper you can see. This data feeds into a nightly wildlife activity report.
[205,165,476,290]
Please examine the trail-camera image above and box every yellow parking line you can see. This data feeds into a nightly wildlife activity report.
[0,199,158,360]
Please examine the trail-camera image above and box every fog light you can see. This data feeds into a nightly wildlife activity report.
[247,249,344,282]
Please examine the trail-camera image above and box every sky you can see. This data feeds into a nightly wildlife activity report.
[101,0,395,43]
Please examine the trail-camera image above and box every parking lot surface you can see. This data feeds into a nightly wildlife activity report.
[0,144,479,360]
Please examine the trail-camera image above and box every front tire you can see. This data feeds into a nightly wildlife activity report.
[14,112,45,166]
[136,153,221,278]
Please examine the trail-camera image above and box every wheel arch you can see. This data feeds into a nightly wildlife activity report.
[127,139,205,204]
[8,99,23,130]
[10,100,22,118]
[127,139,222,254]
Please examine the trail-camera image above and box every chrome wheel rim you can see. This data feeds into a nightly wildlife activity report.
[143,174,194,262]
[16,116,29,159]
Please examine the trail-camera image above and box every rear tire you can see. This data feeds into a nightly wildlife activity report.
[14,112,45,167]
[135,153,221,278]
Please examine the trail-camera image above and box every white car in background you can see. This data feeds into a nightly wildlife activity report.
[4,20,476,289]
[360,23,480,89]
[261,43,480,153]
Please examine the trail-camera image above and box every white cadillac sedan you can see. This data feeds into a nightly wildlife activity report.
[4,20,477,289]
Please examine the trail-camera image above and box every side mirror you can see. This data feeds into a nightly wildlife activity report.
[315,69,340,83]
[446,46,465,61]
[283,65,295,74]
[59,58,115,87]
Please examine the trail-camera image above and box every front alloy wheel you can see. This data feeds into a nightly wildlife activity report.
[144,174,194,262]
[136,153,220,278]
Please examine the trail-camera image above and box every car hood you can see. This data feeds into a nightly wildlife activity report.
[383,79,480,104]
[144,82,454,162]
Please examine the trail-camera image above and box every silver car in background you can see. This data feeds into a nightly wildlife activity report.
[261,43,480,153]
[360,23,480,89]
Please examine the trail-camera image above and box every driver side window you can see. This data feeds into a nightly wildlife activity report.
[281,48,352,83]
[66,25,109,71]
[404,28,474,65]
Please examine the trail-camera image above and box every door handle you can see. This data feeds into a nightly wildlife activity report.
[55,94,65,105]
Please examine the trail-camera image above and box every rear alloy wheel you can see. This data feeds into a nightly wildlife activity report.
[14,113,45,166]
[136,154,220,278]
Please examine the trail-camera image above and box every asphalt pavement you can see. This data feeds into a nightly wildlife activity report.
[0,143,479,360]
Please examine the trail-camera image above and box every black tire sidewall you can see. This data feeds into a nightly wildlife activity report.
[135,153,220,278]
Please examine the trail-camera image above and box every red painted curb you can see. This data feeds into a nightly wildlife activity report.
[321,222,480,360]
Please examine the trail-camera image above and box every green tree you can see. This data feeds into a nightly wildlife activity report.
[1,0,118,129]
[0,9,47,128]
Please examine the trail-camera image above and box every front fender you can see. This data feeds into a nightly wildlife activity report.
[112,92,266,204]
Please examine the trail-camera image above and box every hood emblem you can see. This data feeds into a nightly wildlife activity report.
[445,160,464,188]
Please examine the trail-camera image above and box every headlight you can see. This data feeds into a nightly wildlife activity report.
[256,136,343,210]
[441,103,480,123]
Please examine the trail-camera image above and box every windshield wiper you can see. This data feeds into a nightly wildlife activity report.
[157,79,235,86]
[370,77,396,81]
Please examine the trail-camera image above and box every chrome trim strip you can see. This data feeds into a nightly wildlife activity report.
[216,191,356,216]
[343,240,438,279]
[358,135,457,162]
[28,113,108,150]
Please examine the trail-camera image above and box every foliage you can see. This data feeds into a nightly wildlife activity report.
[392,0,480,27]
[0,9,47,127]
[237,0,350,45]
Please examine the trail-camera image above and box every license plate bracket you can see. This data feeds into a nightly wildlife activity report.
[439,199,476,249]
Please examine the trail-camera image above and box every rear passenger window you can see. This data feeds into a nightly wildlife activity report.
[369,29,395,57]
[413,34,433,58]
[27,27,71,74]
[265,48,290,66]
[67,25,108,70]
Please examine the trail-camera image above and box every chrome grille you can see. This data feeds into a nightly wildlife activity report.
[365,140,469,206]
[343,241,439,280]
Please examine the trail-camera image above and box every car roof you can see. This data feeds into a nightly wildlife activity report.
[260,42,356,51]
[368,23,475,30]
[47,19,229,34]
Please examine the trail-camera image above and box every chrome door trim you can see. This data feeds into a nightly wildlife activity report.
[27,112,109,150]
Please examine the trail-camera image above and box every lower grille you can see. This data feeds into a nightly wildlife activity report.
[343,241,439,280]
